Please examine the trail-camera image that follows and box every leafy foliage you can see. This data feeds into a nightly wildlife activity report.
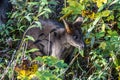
[1,0,120,80]
[14,56,67,80]
[0,0,58,79]
[62,0,120,79]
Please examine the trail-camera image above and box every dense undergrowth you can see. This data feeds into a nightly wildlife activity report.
[0,0,120,80]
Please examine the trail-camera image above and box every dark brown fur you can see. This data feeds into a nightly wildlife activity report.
[26,18,85,61]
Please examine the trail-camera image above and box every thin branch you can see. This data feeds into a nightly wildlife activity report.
[0,50,16,80]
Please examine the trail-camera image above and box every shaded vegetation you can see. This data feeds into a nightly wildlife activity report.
[0,0,120,80]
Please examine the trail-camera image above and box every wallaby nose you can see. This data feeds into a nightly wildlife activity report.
[81,42,86,49]
[81,44,85,49]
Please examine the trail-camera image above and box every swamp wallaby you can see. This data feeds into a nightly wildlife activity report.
[26,17,86,62]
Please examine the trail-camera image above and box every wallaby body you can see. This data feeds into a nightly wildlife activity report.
[26,18,85,61]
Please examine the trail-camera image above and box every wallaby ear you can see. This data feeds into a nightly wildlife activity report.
[73,17,83,26]
[62,19,73,34]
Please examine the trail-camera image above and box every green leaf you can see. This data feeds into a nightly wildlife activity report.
[99,42,106,50]
[101,24,106,32]
[79,50,84,57]
[34,56,43,62]
[88,17,101,33]
[26,48,39,54]
[8,26,14,30]
[56,61,67,68]
[41,0,48,5]
[107,15,114,21]
[49,0,57,5]
[44,8,51,13]
[110,51,119,66]
[43,56,57,66]
[107,30,118,36]
[25,13,33,22]
[5,30,9,35]
[28,2,38,5]
[96,32,105,39]
[91,37,95,48]
[102,10,111,17]
[34,21,42,29]
[26,35,35,41]
[117,22,120,29]
[37,11,46,17]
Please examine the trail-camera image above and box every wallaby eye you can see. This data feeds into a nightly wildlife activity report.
[73,35,78,40]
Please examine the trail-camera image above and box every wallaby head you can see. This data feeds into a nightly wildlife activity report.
[62,17,85,50]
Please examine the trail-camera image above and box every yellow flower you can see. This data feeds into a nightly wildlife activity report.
[88,12,95,19]
[96,1,103,8]
[15,60,38,79]
[82,10,95,19]
[101,0,107,3]
[85,38,91,44]
[93,0,107,8]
